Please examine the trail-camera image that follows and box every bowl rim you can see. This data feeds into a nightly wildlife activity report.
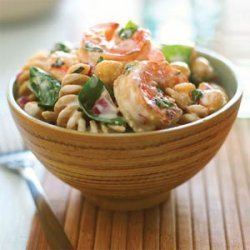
[8,48,243,138]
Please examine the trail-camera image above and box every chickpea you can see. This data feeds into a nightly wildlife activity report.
[209,83,229,101]
[174,82,196,95]
[179,113,200,124]
[42,111,58,123]
[171,62,191,78]
[199,89,227,113]
[198,82,213,90]
[166,82,195,109]
[191,57,214,82]
[186,104,209,118]
[94,60,124,87]
[166,87,192,109]
[24,102,43,119]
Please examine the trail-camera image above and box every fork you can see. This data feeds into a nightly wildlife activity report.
[0,151,74,250]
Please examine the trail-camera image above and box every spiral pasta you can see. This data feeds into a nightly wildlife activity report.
[16,52,55,122]
[16,49,80,98]
[54,63,126,133]
[16,51,49,99]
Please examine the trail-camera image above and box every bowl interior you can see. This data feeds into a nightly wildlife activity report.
[198,50,237,98]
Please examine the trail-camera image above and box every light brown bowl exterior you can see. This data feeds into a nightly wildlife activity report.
[8,50,243,211]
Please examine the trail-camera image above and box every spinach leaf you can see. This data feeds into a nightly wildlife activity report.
[85,43,103,53]
[160,44,193,65]
[192,89,203,103]
[118,20,139,40]
[154,97,174,108]
[51,58,65,68]
[29,67,61,108]
[124,20,139,30]
[50,42,72,54]
[78,75,126,126]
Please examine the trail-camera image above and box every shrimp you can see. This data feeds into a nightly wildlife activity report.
[48,51,80,81]
[79,22,165,64]
[114,61,188,132]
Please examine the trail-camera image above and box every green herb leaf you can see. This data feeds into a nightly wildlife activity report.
[192,89,203,103]
[154,97,174,108]
[124,62,137,74]
[50,42,72,54]
[51,58,65,68]
[73,66,84,74]
[160,44,193,65]
[96,56,104,65]
[156,86,164,94]
[124,20,139,30]
[78,75,126,126]
[118,20,139,40]
[85,43,103,53]
[29,67,61,108]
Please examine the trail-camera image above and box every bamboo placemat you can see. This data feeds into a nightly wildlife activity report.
[27,120,250,250]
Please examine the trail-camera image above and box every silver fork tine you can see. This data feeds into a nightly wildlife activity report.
[0,151,74,250]
[0,151,35,167]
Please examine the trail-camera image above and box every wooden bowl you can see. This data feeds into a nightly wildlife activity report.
[8,49,243,211]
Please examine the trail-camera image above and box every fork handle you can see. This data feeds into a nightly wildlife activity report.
[23,168,74,250]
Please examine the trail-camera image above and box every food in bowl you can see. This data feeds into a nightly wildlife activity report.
[15,21,228,133]
[8,22,242,211]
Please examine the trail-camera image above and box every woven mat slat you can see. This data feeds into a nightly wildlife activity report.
[26,120,250,250]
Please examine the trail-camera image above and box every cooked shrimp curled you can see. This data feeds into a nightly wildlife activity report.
[79,22,164,64]
[114,61,188,132]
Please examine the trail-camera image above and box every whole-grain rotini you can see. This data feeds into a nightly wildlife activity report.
[54,63,126,133]
[16,52,49,99]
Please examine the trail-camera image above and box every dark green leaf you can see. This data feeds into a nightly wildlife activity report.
[96,56,104,65]
[105,84,115,101]
[160,44,193,65]
[192,89,203,103]
[85,43,103,53]
[73,66,84,74]
[79,75,104,110]
[78,75,126,126]
[118,20,139,40]
[51,58,65,68]
[156,86,164,94]
[50,42,72,54]
[29,67,61,108]
[155,97,174,108]
[124,62,137,75]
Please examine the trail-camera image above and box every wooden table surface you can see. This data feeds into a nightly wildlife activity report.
[24,119,250,250]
